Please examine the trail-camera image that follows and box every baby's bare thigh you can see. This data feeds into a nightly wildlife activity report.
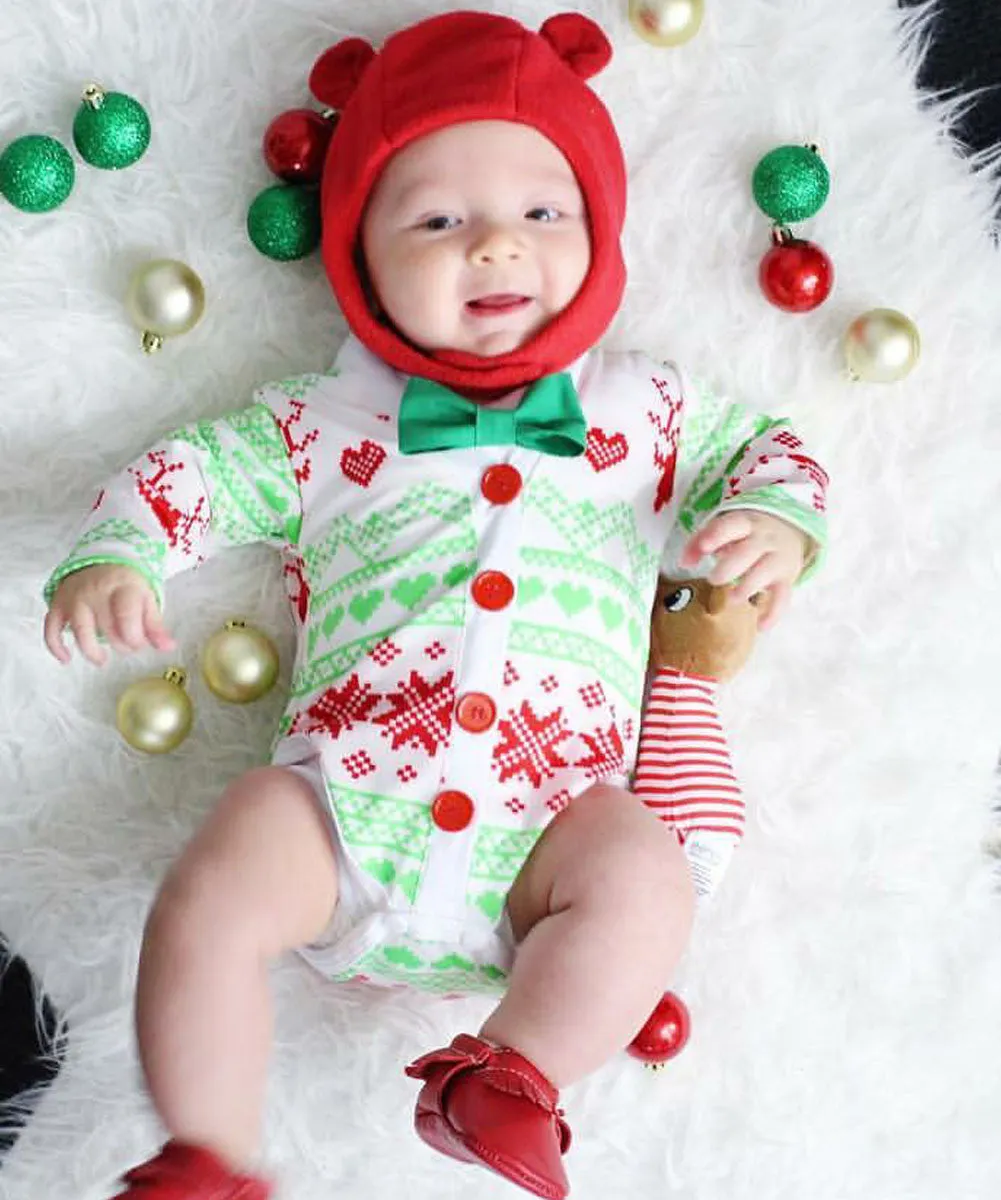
[154,765,340,955]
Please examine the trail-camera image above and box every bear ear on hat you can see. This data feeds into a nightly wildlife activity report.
[309,37,376,109]
[539,13,612,79]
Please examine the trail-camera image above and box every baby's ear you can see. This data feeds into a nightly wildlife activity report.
[539,13,612,79]
[309,38,376,109]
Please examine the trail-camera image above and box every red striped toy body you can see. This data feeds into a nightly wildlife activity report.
[633,667,744,898]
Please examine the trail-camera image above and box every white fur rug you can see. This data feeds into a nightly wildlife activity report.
[2,1,1000,1197]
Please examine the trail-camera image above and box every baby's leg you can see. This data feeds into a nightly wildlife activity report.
[482,785,694,1086]
[135,766,338,1171]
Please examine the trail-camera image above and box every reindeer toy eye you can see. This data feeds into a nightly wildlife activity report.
[662,586,694,613]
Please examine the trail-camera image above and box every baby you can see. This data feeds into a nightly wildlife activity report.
[43,11,827,1200]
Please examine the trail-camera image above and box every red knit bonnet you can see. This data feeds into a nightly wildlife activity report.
[309,10,627,394]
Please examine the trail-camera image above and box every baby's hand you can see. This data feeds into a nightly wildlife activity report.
[44,564,175,666]
[679,511,809,631]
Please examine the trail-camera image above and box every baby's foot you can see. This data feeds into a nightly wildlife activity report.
[406,1033,572,1199]
[112,1140,272,1199]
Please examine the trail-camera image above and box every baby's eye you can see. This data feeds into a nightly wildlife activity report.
[662,586,694,613]
[525,206,560,222]
[422,214,460,232]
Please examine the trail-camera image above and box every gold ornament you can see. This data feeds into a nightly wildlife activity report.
[844,308,921,383]
[116,667,194,754]
[125,258,206,353]
[628,0,704,47]
[200,620,280,704]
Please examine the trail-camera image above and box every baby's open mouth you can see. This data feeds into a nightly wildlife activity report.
[466,294,532,315]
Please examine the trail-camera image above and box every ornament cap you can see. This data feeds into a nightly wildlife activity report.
[82,83,107,109]
[163,667,187,687]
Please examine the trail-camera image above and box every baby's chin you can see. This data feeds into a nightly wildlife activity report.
[444,314,551,358]
[457,328,535,357]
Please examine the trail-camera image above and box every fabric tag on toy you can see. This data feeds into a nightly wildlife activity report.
[683,830,739,902]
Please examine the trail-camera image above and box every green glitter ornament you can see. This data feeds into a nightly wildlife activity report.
[752,144,830,226]
[0,134,75,212]
[73,85,151,170]
[247,184,321,261]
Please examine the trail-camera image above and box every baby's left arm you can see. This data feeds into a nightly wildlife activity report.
[672,379,829,629]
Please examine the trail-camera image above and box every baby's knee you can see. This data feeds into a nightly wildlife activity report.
[144,854,249,957]
[564,788,696,915]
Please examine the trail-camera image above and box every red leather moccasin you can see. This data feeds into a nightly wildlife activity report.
[113,1140,272,1200]
[405,1034,572,1199]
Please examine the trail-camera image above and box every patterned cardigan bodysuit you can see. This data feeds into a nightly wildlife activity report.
[45,336,828,995]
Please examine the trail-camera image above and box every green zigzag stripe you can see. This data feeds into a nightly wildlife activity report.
[522,478,659,583]
[305,484,474,576]
[471,825,542,886]
[331,785,431,863]
[508,621,645,707]
[330,945,507,994]
[169,405,302,547]
[268,373,331,400]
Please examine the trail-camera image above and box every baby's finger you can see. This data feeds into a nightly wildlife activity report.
[728,552,781,606]
[757,582,790,632]
[142,599,175,652]
[90,597,132,655]
[67,607,108,667]
[43,608,72,664]
[110,588,148,651]
[681,512,754,565]
[706,538,760,587]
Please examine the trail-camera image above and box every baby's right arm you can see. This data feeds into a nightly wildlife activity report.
[42,401,304,668]
[44,563,175,667]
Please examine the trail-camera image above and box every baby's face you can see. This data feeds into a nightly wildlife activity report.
[361,120,591,358]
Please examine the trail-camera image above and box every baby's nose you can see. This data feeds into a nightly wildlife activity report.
[470,224,523,264]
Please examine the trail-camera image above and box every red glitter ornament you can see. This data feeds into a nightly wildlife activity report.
[627,990,691,1066]
[262,108,337,184]
[758,231,834,313]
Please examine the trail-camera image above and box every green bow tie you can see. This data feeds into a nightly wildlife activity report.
[398,372,586,458]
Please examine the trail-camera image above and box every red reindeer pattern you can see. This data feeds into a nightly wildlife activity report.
[128,451,209,558]
[274,399,321,485]
[283,554,311,625]
[648,375,682,513]
[727,427,829,515]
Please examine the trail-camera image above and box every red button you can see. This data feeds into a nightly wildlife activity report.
[471,570,514,611]
[431,789,475,832]
[456,691,497,733]
[481,464,522,505]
